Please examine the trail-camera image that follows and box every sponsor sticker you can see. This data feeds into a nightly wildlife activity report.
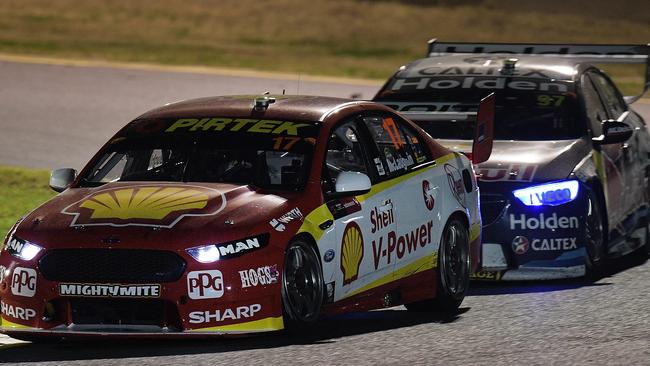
[511,236,530,255]
[341,222,364,285]
[531,237,578,251]
[187,270,224,299]
[372,221,433,270]
[470,271,503,281]
[165,118,309,136]
[509,213,579,231]
[478,164,537,182]
[5,236,26,255]
[61,185,227,229]
[239,265,279,288]
[269,208,304,232]
[215,234,270,259]
[445,164,466,207]
[422,180,436,211]
[390,76,568,93]
[370,199,395,234]
[58,283,161,298]
[1,301,36,321]
[189,303,262,324]
[11,267,37,298]
[323,249,335,263]
[511,236,578,254]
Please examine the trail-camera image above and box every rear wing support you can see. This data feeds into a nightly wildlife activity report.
[427,39,650,103]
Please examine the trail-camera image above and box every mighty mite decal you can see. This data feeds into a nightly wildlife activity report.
[62,184,227,228]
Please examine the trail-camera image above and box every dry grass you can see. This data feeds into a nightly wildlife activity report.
[1,0,648,82]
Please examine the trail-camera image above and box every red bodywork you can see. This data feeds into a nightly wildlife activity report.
[0,96,479,338]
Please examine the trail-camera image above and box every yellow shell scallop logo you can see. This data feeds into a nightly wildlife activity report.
[62,185,226,228]
[82,187,208,220]
[340,222,364,286]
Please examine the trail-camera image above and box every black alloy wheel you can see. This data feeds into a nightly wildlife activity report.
[281,240,324,329]
[406,217,470,313]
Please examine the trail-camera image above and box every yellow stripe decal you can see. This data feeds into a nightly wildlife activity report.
[592,150,608,205]
[344,252,438,299]
[0,317,33,330]
[297,204,334,242]
[358,153,457,203]
[189,316,284,333]
[470,223,481,242]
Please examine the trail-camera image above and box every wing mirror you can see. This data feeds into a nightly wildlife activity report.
[592,120,634,145]
[334,171,372,196]
[49,168,77,193]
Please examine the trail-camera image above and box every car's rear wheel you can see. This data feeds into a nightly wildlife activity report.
[585,190,606,278]
[281,239,324,330]
[406,217,470,313]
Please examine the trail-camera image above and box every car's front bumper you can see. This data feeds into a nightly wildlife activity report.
[472,181,589,281]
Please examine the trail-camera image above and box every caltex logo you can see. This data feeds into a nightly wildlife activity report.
[512,236,530,255]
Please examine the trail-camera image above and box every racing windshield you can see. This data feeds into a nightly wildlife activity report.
[79,118,318,191]
[376,78,583,141]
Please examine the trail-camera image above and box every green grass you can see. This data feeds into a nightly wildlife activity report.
[1,0,649,83]
[0,166,56,239]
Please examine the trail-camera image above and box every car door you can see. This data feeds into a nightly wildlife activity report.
[581,73,626,227]
[588,70,645,217]
[360,113,445,283]
[321,117,398,302]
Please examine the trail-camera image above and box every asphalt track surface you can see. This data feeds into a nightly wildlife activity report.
[2,59,650,365]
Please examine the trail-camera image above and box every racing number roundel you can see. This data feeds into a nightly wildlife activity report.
[341,222,364,285]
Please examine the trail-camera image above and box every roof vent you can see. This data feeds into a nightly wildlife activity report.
[500,58,518,75]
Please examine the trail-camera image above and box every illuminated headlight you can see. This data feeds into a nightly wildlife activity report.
[4,235,44,261]
[186,245,220,263]
[513,180,580,207]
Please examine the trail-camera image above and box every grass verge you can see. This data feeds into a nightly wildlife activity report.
[0,166,55,238]
[1,0,649,93]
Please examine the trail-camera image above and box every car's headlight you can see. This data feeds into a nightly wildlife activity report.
[186,245,221,263]
[4,235,44,261]
[513,180,580,207]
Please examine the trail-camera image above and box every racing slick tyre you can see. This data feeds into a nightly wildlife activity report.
[406,217,470,313]
[281,239,325,332]
[585,190,607,279]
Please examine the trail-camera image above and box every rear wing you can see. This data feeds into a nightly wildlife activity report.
[472,93,494,164]
[426,39,650,103]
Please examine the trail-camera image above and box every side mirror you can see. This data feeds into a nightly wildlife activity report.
[335,172,371,196]
[49,168,77,193]
[592,120,634,145]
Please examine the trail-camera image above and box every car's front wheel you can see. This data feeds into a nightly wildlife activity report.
[585,190,606,278]
[281,239,324,330]
[406,217,470,313]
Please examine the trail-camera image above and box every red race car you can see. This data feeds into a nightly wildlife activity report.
[0,95,489,339]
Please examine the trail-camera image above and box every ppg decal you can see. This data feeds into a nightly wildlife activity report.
[11,267,37,298]
[187,270,224,299]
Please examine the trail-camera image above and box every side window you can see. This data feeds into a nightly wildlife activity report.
[323,119,370,194]
[588,71,627,119]
[363,115,420,178]
[393,116,432,165]
[581,74,608,137]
